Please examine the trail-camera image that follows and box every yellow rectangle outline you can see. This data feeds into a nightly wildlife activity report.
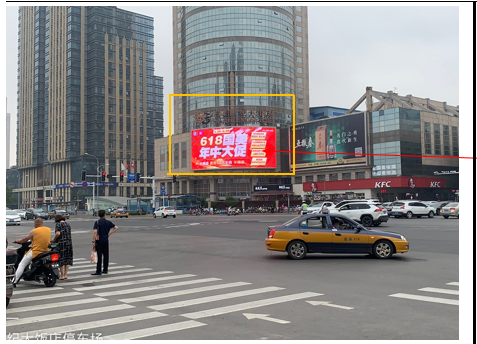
[168,94,295,176]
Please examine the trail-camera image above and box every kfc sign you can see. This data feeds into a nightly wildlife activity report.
[430,182,441,188]
[375,181,391,188]
[191,127,276,170]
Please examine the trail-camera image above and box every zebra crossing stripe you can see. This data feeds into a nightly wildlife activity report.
[6,297,108,314]
[73,274,196,292]
[418,287,459,295]
[13,287,64,295]
[148,286,285,311]
[11,292,83,303]
[119,281,251,303]
[97,277,223,298]
[6,304,134,327]
[446,282,459,286]
[65,268,155,283]
[70,261,117,266]
[67,265,135,275]
[66,270,171,285]
[16,311,168,339]
[389,293,459,305]
[181,292,322,319]
[102,320,207,340]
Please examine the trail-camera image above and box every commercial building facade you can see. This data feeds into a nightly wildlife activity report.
[14,6,163,209]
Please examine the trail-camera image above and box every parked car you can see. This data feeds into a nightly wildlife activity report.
[335,202,389,227]
[48,209,70,219]
[440,203,459,219]
[265,213,409,260]
[14,209,26,220]
[111,208,129,218]
[25,208,49,220]
[390,201,436,219]
[154,207,176,218]
[6,210,21,226]
[307,201,334,214]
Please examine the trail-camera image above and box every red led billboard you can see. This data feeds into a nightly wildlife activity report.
[191,127,276,170]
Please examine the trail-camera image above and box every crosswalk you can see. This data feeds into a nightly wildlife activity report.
[389,281,459,306]
[6,258,322,340]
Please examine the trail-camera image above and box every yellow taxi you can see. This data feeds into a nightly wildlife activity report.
[48,209,70,219]
[111,208,129,218]
[265,214,409,260]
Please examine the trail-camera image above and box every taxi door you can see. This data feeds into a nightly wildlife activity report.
[330,217,369,253]
[299,216,333,253]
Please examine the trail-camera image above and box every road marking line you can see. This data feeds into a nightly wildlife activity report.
[6,297,108,314]
[306,301,354,310]
[102,320,207,340]
[243,313,290,324]
[6,304,134,327]
[418,287,459,295]
[65,268,155,284]
[13,287,64,295]
[73,274,196,291]
[12,291,83,303]
[99,278,223,298]
[181,292,322,319]
[70,261,117,267]
[446,282,459,286]
[389,293,459,305]
[67,265,135,274]
[71,230,91,234]
[17,311,168,339]
[149,287,283,311]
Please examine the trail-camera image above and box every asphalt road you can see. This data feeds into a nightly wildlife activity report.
[6,213,460,340]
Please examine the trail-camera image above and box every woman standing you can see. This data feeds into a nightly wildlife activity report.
[51,215,73,280]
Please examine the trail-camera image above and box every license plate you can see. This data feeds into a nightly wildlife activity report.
[9,219,14,222]
[383,211,387,214]
[51,264,59,268]
[444,209,449,212]
[392,212,399,215]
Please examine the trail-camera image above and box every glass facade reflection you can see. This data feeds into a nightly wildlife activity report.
[174,6,308,133]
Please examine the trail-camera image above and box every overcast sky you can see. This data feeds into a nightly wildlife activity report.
[3,4,472,168]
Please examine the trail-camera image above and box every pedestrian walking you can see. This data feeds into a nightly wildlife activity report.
[91,209,118,276]
[51,215,73,280]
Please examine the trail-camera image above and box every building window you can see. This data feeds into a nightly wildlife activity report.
[296,15,302,22]
[452,126,458,156]
[297,57,302,63]
[295,176,302,184]
[443,125,450,156]
[297,36,302,43]
[296,6,301,11]
[297,67,303,74]
[297,46,302,53]
[356,172,365,179]
[424,122,431,154]
[305,175,313,182]
[330,173,338,181]
[434,123,441,155]
[297,78,303,84]
[342,173,351,180]
[297,26,302,32]
[317,175,325,182]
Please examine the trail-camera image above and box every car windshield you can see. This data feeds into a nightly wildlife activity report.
[282,216,302,227]
[446,203,459,207]
[6,211,18,215]
[308,202,323,208]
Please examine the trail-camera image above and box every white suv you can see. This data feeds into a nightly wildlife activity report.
[307,201,334,214]
[154,206,177,218]
[390,201,436,219]
[335,202,389,227]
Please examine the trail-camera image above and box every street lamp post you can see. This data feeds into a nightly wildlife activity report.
[12,169,20,209]
[85,153,99,214]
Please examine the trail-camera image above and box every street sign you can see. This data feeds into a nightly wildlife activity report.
[59,196,63,200]
[161,191,166,196]
[137,198,141,202]
[161,185,166,191]
[128,173,135,182]
[69,181,75,188]
[82,181,88,188]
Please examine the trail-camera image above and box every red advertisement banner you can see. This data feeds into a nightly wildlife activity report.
[191,127,276,170]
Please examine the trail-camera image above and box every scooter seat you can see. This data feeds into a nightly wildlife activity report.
[32,250,51,261]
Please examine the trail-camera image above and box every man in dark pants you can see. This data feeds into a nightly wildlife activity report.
[92,209,118,275]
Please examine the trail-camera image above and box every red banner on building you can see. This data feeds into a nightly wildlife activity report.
[303,176,447,192]
[191,127,276,170]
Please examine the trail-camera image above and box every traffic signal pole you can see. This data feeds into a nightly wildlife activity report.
[140,176,156,212]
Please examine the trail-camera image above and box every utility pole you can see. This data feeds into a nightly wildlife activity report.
[140,176,155,212]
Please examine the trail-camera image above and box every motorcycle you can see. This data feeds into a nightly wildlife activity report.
[6,249,18,307]
[13,242,60,288]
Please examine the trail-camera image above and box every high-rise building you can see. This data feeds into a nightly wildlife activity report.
[16,6,163,209]
[153,6,309,204]
[6,98,11,168]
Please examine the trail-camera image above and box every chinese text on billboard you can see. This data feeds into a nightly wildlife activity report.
[192,127,276,170]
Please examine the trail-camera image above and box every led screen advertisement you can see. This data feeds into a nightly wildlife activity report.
[191,127,276,170]
[290,113,367,168]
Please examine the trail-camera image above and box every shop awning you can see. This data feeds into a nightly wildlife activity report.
[252,190,295,196]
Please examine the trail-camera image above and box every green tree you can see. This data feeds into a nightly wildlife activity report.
[224,195,238,208]
[6,185,17,208]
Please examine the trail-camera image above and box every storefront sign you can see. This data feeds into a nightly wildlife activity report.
[194,109,276,126]
[191,127,276,170]
[254,184,292,191]
[290,113,367,169]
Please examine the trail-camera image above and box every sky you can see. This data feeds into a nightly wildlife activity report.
[3,4,471,169]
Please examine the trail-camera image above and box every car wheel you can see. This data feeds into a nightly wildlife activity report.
[287,240,307,260]
[406,211,413,219]
[153,213,156,218]
[162,214,165,218]
[428,211,434,218]
[126,216,128,218]
[173,215,176,218]
[436,209,441,216]
[361,216,373,227]
[6,297,10,308]
[443,215,449,219]
[373,240,394,259]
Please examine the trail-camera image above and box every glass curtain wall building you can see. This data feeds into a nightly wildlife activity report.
[16,6,163,208]
[172,6,309,134]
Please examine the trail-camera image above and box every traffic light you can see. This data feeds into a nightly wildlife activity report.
[81,170,86,181]
[120,172,124,182]
[136,173,141,182]
[101,172,106,181]
[173,175,177,183]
